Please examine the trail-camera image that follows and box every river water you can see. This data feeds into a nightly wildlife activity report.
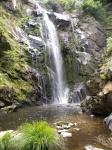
[0,104,111,150]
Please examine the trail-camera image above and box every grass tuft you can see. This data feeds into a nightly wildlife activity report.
[0,132,12,150]
[13,121,62,150]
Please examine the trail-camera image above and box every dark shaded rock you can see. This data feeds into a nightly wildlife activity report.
[52,13,71,31]
[104,113,112,131]
[0,88,13,107]
[81,93,112,115]
[55,4,63,13]
[0,101,5,108]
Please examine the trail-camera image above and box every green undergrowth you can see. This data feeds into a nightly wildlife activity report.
[0,122,62,150]
[12,121,62,150]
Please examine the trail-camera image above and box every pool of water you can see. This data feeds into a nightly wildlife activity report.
[0,104,111,150]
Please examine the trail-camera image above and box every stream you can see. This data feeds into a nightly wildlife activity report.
[0,104,111,150]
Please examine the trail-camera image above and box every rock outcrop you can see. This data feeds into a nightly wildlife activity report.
[104,113,112,131]
[81,65,112,115]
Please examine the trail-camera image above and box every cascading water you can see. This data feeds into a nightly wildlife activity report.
[32,0,68,103]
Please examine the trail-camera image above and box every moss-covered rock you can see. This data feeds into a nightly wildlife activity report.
[0,2,45,109]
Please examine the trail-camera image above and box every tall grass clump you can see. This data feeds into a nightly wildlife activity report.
[0,132,12,150]
[13,121,62,150]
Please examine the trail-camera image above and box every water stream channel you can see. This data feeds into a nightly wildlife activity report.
[0,104,111,150]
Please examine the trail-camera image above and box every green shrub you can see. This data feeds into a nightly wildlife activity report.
[43,0,84,14]
[0,132,12,150]
[65,0,84,13]
[13,121,62,150]
[82,0,106,22]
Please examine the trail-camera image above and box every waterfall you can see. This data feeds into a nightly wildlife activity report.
[32,0,68,104]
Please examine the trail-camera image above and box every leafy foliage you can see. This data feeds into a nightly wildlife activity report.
[43,0,84,13]
[65,0,84,13]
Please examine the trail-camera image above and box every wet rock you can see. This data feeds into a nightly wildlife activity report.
[58,129,68,134]
[1,105,17,113]
[29,35,44,49]
[61,132,72,138]
[62,125,71,129]
[84,145,104,150]
[74,123,78,126]
[68,123,74,126]
[56,126,63,130]
[0,101,5,108]
[54,13,71,31]
[69,82,87,103]
[90,114,94,118]
[104,113,112,131]
[81,96,109,115]
[73,128,80,131]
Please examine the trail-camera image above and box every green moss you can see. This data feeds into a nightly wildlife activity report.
[0,73,12,89]
[13,79,31,101]
[57,121,69,126]
[100,74,106,80]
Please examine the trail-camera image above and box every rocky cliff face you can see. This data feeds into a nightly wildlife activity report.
[0,0,45,111]
[81,2,112,116]
[0,0,108,111]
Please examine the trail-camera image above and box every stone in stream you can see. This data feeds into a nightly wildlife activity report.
[58,129,68,134]
[74,123,78,126]
[61,132,72,138]
[84,145,104,150]
[73,128,80,131]
[56,121,74,130]
[56,126,63,129]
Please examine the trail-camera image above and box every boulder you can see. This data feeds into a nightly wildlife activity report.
[81,96,107,115]
[104,113,112,131]
[1,104,17,113]
[61,132,72,138]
